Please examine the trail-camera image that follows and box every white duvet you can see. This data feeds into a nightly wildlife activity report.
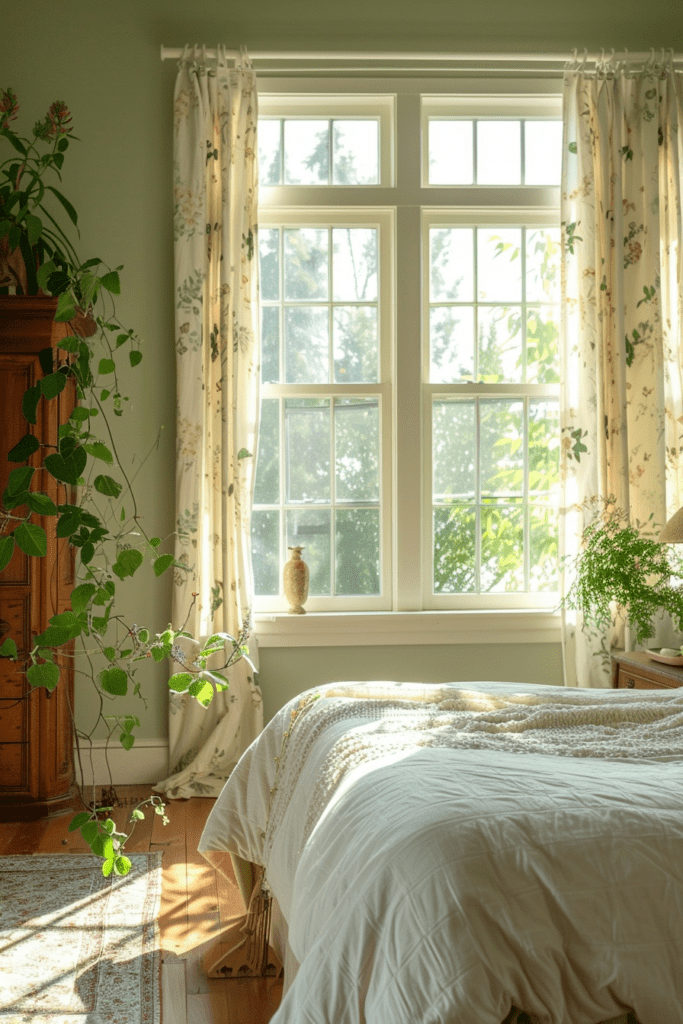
[199,681,683,1024]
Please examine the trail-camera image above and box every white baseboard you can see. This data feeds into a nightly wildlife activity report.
[72,738,169,786]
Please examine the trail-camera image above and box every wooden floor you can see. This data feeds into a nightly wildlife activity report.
[0,784,284,1024]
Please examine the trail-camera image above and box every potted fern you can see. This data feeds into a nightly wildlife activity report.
[0,89,251,875]
[564,498,683,651]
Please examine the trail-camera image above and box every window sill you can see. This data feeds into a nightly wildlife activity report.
[254,609,562,647]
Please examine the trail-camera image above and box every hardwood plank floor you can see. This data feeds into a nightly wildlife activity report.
[0,784,283,1024]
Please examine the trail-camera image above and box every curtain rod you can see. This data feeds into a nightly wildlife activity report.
[160,45,683,67]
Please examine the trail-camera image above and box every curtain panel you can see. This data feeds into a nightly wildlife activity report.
[560,56,683,687]
[155,46,263,798]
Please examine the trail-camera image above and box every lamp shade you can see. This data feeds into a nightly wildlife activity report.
[659,506,683,543]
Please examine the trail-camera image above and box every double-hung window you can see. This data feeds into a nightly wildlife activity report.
[252,78,562,620]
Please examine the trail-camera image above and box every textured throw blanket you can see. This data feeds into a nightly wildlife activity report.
[264,682,683,866]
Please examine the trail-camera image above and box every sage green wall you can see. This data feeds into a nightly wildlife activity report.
[3,1,678,737]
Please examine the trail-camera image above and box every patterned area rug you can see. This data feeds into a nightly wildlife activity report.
[0,853,162,1023]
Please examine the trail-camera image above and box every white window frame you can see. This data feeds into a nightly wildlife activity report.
[254,77,563,645]
[253,206,395,613]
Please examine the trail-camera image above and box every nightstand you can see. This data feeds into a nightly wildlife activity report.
[611,650,683,690]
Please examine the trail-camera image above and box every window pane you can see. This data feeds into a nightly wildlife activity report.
[430,228,474,302]
[285,398,330,503]
[284,228,328,301]
[335,397,379,502]
[333,120,379,184]
[528,399,560,503]
[429,120,473,184]
[251,510,280,595]
[258,119,282,185]
[259,228,280,302]
[433,399,476,502]
[526,228,560,303]
[480,502,524,592]
[260,306,280,383]
[286,508,331,595]
[480,399,524,498]
[524,120,563,185]
[477,306,523,383]
[477,121,521,184]
[477,228,522,302]
[253,398,280,505]
[433,506,476,594]
[284,120,329,184]
[529,505,559,592]
[336,509,380,594]
[333,228,378,301]
[284,307,329,383]
[526,306,560,384]
[334,306,378,383]
[430,306,475,383]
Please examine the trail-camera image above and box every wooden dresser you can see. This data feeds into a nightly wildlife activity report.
[611,650,683,691]
[0,297,77,820]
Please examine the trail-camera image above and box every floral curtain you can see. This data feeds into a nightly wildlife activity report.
[560,53,683,687]
[154,46,262,798]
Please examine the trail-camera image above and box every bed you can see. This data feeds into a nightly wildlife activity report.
[198,679,683,1023]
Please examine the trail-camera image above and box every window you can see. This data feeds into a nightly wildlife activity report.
[252,79,561,616]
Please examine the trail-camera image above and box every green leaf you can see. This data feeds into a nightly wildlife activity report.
[131,808,145,821]
[83,442,113,465]
[40,371,67,400]
[0,637,17,659]
[100,271,121,295]
[129,350,142,367]
[101,389,111,401]
[102,858,114,877]
[22,385,41,425]
[60,435,79,459]
[38,347,53,375]
[44,445,86,484]
[112,549,143,580]
[114,855,132,876]
[94,475,122,498]
[68,812,92,832]
[237,448,252,460]
[58,335,82,354]
[14,521,47,557]
[7,433,40,462]
[151,646,166,663]
[56,510,82,537]
[81,541,95,565]
[168,671,194,692]
[120,732,134,751]
[36,259,57,292]
[45,185,78,226]
[26,492,58,516]
[80,821,99,845]
[27,661,60,690]
[189,677,214,707]
[153,554,175,577]
[148,537,161,549]
[54,290,76,323]
[99,667,128,696]
[103,646,116,660]
[34,620,80,645]
[49,611,82,633]
[137,628,149,644]
[7,466,35,497]
[24,213,42,246]
[71,582,97,615]
[0,535,14,573]
[70,406,90,421]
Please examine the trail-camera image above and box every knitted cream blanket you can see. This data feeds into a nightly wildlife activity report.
[264,683,683,864]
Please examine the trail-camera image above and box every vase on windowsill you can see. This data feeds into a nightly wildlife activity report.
[283,546,309,614]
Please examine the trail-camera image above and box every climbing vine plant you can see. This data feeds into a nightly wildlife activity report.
[0,90,251,876]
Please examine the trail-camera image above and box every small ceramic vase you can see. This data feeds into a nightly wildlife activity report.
[283,546,309,614]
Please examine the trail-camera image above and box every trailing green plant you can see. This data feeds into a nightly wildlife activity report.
[563,498,683,645]
[0,89,252,876]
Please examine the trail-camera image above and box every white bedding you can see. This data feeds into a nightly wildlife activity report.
[199,680,683,1024]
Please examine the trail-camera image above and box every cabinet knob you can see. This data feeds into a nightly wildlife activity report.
[626,677,635,689]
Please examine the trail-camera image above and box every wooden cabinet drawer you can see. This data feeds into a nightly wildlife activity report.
[616,671,674,690]
[612,652,683,690]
